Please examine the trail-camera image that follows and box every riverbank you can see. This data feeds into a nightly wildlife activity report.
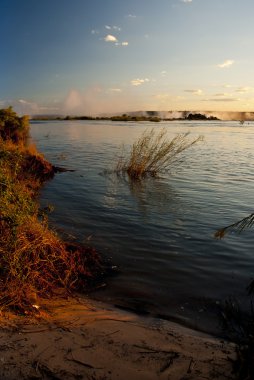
[0,109,236,378]
[0,108,103,313]
[0,296,236,380]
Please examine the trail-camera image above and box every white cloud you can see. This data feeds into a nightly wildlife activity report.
[64,89,83,111]
[91,29,99,35]
[184,89,203,96]
[161,70,167,76]
[131,78,150,86]
[217,60,234,68]
[121,41,129,46]
[181,0,193,3]
[105,25,121,31]
[104,34,118,42]
[126,14,137,18]
[113,25,121,31]
[0,99,59,115]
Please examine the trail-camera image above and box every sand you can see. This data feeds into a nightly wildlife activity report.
[0,296,236,380]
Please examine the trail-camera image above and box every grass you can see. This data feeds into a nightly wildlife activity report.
[215,213,254,379]
[115,128,203,179]
[0,119,101,314]
[220,297,254,380]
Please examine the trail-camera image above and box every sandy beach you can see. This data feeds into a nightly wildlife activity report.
[0,296,236,380]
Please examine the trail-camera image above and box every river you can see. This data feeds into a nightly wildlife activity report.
[30,119,254,334]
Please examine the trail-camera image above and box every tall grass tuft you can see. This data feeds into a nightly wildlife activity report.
[116,128,203,179]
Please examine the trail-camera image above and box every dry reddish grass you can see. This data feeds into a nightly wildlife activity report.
[0,138,101,314]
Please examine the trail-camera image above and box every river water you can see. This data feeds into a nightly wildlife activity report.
[31,120,254,334]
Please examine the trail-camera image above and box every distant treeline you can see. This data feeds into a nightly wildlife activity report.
[184,113,219,121]
[31,112,219,122]
[32,114,162,122]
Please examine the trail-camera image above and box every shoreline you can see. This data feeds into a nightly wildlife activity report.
[0,295,236,380]
[0,108,237,378]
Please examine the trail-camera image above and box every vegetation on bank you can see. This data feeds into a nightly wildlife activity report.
[0,107,101,313]
[115,128,203,179]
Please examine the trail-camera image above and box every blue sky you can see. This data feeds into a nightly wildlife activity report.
[1,0,254,115]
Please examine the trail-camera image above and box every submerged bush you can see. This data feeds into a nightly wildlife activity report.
[116,128,203,179]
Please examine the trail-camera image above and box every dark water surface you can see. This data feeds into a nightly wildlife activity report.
[31,120,254,334]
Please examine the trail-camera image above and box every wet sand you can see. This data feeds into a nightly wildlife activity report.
[0,296,235,380]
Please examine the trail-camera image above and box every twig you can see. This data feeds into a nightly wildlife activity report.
[66,352,103,370]
[134,344,178,355]
[20,327,56,334]
[34,345,52,360]
[20,328,53,334]
[159,353,179,373]
[104,329,120,337]
[187,357,195,373]
[32,361,62,380]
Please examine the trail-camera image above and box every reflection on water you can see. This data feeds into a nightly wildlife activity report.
[30,120,254,334]
[103,171,180,220]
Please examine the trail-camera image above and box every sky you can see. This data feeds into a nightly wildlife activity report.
[1,0,254,116]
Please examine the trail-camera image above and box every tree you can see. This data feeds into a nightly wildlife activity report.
[0,107,29,143]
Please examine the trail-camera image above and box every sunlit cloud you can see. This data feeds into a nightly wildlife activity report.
[214,93,233,97]
[153,94,185,105]
[126,14,137,18]
[105,25,111,30]
[202,98,240,102]
[235,86,253,94]
[181,0,193,3]
[217,59,234,68]
[104,34,118,42]
[184,89,203,96]
[108,88,122,93]
[154,93,170,100]
[161,70,167,76]
[131,78,150,86]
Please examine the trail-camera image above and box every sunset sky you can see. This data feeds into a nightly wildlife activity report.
[1,0,254,115]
